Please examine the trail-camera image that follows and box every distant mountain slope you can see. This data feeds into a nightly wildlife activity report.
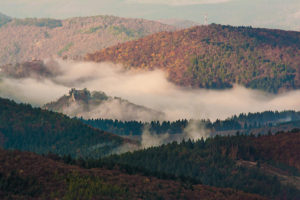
[86,24,300,93]
[43,88,165,121]
[0,97,133,157]
[158,18,200,29]
[0,59,60,79]
[0,13,11,27]
[0,148,266,200]
[0,15,175,65]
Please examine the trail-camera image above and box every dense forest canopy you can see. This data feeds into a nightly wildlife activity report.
[86,24,300,93]
[0,148,266,200]
[82,110,300,136]
[80,130,300,199]
[0,87,300,199]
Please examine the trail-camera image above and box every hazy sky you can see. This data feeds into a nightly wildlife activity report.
[0,0,299,30]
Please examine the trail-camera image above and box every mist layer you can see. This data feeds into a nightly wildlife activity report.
[1,59,300,121]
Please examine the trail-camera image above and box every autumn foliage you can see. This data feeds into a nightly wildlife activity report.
[253,130,300,170]
[86,24,300,93]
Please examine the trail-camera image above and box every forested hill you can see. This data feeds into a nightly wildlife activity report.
[95,130,300,199]
[86,24,300,93]
[43,88,165,121]
[0,149,266,200]
[0,97,133,157]
[0,15,175,65]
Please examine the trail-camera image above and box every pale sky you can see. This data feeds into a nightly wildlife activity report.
[0,0,299,31]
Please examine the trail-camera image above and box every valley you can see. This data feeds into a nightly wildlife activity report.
[0,3,300,199]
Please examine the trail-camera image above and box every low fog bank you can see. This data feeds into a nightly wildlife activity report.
[0,59,300,121]
[110,120,211,152]
[141,120,210,148]
[51,96,166,122]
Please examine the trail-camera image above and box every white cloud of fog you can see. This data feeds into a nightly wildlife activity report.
[0,77,69,106]
[126,0,232,6]
[141,120,210,148]
[57,98,165,121]
[183,120,210,140]
[141,128,171,148]
[1,59,300,122]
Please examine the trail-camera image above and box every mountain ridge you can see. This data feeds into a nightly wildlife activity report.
[85,24,300,93]
[158,18,200,29]
[0,15,175,65]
